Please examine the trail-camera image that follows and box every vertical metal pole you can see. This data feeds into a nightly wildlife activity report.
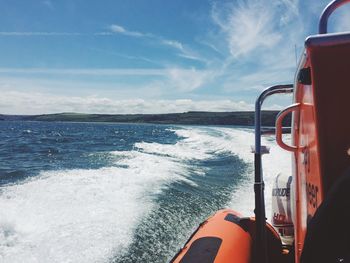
[254,90,267,263]
[254,85,293,263]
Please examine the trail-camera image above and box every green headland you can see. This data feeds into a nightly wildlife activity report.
[0,111,291,127]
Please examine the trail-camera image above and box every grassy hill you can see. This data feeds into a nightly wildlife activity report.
[0,111,291,127]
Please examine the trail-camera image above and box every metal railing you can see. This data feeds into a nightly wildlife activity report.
[319,0,350,34]
[254,84,294,263]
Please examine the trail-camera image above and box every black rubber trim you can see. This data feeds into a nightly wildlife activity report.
[169,221,207,263]
[298,67,312,85]
[179,237,222,263]
[224,213,250,232]
[224,213,240,223]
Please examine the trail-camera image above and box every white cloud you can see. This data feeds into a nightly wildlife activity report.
[208,0,305,93]
[306,0,329,17]
[159,39,209,63]
[108,24,207,63]
[196,39,224,55]
[0,24,207,64]
[161,40,184,51]
[223,69,294,92]
[0,1,310,115]
[177,53,205,62]
[42,0,54,9]
[0,67,213,95]
[109,24,146,37]
[0,32,82,36]
[0,68,166,76]
[166,68,216,92]
[109,24,126,33]
[212,1,283,57]
[333,4,350,33]
[279,0,299,25]
[0,24,147,38]
[211,0,303,58]
[0,90,254,115]
[88,47,161,65]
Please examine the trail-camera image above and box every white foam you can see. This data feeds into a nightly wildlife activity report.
[135,129,219,161]
[0,126,292,262]
[138,126,275,218]
[171,126,291,219]
[0,150,187,263]
[223,128,292,219]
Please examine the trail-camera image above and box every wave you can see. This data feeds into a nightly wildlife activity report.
[137,126,291,218]
[223,128,292,218]
[0,126,291,263]
[0,149,189,263]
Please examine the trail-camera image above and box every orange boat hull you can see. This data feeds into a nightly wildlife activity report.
[171,209,251,263]
[171,209,284,263]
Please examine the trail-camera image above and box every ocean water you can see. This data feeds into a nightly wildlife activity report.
[0,121,291,263]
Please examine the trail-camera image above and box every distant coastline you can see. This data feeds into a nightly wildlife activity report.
[0,111,291,127]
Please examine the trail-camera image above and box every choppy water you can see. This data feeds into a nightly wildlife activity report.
[0,121,291,263]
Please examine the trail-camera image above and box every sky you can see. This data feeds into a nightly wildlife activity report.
[0,0,350,114]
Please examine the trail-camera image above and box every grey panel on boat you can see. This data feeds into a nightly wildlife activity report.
[224,213,249,232]
[224,213,240,223]
[179,237,222,263]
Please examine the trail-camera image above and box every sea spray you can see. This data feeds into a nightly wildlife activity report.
[0,122,291,263]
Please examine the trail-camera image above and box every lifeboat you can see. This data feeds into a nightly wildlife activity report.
[171,0,350,262]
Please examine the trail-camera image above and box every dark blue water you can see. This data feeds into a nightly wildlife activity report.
[0,121,178,185]
[0,121,252,263]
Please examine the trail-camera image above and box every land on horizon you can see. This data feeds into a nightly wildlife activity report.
[0,111,291,127]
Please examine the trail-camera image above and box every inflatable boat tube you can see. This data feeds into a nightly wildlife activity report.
[170,209,252,263]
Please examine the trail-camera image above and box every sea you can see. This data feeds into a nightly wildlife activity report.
[0,121,291,263]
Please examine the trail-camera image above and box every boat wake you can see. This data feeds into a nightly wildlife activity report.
[0,126,291,263]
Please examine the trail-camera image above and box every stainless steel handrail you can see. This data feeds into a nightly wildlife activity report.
[319,0,350,34]
[254,84,294,263]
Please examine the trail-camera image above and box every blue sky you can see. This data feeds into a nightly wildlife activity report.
[0,0,350,114]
